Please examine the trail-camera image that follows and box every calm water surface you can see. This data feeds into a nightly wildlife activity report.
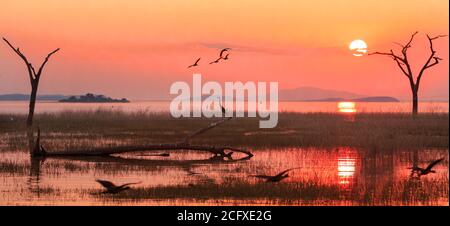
[0,148,447,205]
[0,101,448,114]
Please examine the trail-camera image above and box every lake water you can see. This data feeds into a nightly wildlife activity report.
[0,101,448,205]
[0,101,448,114]
[0,147,447,205]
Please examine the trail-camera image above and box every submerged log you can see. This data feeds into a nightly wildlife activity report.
[32,117,253,159]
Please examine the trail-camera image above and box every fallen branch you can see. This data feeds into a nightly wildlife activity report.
[32,117,253,159]
[42,143,253,158]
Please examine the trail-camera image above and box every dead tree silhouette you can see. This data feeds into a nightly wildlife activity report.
[2,38,60,127]
[369,32,446,116]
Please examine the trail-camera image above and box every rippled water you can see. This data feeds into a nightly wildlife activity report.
[0,148,447,206]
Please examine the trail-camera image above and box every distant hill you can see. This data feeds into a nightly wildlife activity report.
[0,94,67,101]
[279,87,399,102]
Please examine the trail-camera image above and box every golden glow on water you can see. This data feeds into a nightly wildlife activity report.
[0,148,448,206]
[338,102,357,113]
[337,150,357,187]
[0,101,448,114]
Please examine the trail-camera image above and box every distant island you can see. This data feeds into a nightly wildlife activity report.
[59,93,130,103]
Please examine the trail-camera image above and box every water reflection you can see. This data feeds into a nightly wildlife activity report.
[27,157,42,194]
[338,102,357,113]
[0,147,447,205]
[337,150,357,188]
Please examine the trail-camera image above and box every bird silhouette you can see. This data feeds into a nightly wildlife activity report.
[251,167,301,182]
[95,179,141,194]
[220,104,226,115]
[408,158,444,178]
[188,58,201,68]
[219,48,231,58]
[209,48,231,65]
[218,99,226,116]
[209,58,221,64]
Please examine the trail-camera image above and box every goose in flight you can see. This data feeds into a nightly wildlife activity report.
[95,179,141,194]
[188,58,201,68]
[251,167,301,182]
[408,158,444,178]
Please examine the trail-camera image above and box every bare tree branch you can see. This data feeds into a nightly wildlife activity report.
[2,37,60,128]
[36,48,60,79]
[416,34,447,90]
[403,31,419,51]
[370,32,446,115]
[2,37,34,82]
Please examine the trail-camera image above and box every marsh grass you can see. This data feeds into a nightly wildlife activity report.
[0,160,28,174]
[0,110,448,151]
[91,177,448,206]
[94,179,342,201]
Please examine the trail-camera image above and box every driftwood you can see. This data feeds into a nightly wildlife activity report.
[32,117,253,159]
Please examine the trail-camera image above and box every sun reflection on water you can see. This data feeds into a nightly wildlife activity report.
[337,150,357,188]
[338,102,356,113]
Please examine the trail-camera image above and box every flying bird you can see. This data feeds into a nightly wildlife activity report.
[408,158,444,178]
[219,48,231,58]
[95,179,141,194]
[209,48,231,65]
[209,58,221,64]
[250,167,301,182]
[188,58,201,68]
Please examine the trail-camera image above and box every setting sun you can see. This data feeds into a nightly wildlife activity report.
[349,40,368,57]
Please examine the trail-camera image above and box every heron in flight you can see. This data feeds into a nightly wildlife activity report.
[95,179,141,194]
[188,58,201,68]
[250,167,301,182]
[408,158,444,178]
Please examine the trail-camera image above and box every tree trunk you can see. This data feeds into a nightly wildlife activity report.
[412,89,418,116]
[27,83,38,127]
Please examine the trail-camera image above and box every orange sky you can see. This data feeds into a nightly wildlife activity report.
[0,0,448,100]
